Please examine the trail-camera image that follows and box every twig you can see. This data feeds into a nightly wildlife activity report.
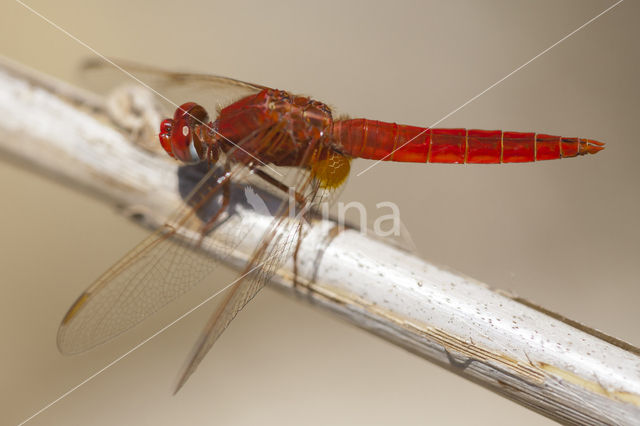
[1,57,639,425]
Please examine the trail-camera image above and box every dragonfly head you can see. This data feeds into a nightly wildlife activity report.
[159,102,213,164]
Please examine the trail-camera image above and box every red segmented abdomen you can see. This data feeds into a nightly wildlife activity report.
[332,119,605,163]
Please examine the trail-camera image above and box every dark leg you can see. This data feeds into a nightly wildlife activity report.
[252,168,306,206]
[252,168,313,288]
[292,220,305,288]
[197,162,232,244]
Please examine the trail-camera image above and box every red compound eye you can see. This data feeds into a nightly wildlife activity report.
[158,118,175,158]
[159,103,210,163]
[170,116,193,162]
[174,102,199,121]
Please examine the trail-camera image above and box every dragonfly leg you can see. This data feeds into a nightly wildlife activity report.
[198,162,232,242]
[292,221,305,288]
[252,168,306,206]
[251,168,313,288]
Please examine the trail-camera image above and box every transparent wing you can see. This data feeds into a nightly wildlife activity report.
[57,162,252,354]
[84,57,268,91]
[56,123,318,355]
[82,58,268,115]
[174,204,305,391]
[173,142,338,392]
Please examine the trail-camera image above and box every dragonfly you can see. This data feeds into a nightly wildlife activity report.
[57,63,605,392]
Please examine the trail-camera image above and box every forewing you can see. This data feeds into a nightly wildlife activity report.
[173,145,332,391]
[57,164,252,354]
[174,205,304,392]
[82,58,268,118]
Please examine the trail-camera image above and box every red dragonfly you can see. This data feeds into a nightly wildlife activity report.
[57,64,605,392]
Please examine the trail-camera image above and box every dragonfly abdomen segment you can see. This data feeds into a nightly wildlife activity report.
[332,119,605,164]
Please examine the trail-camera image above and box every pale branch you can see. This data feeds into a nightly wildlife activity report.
[1,57,639,425]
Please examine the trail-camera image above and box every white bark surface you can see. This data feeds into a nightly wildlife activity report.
[1,57,639,425]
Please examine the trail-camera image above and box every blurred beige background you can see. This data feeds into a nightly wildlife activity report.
[1,0,638,425]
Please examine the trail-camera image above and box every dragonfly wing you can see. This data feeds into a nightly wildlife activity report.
[57,124,297,355]
[173,143,331,391]
[83,58,268,116]
[84,57,268,91]
[57,164,251,354]
[174,197,305,392]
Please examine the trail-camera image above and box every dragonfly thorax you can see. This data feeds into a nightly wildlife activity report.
[266,90,333,142]
[211,89,335,168]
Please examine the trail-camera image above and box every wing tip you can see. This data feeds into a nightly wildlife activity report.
[172,350,202,395]
[60,291,91,326]
[172,372,190,395]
